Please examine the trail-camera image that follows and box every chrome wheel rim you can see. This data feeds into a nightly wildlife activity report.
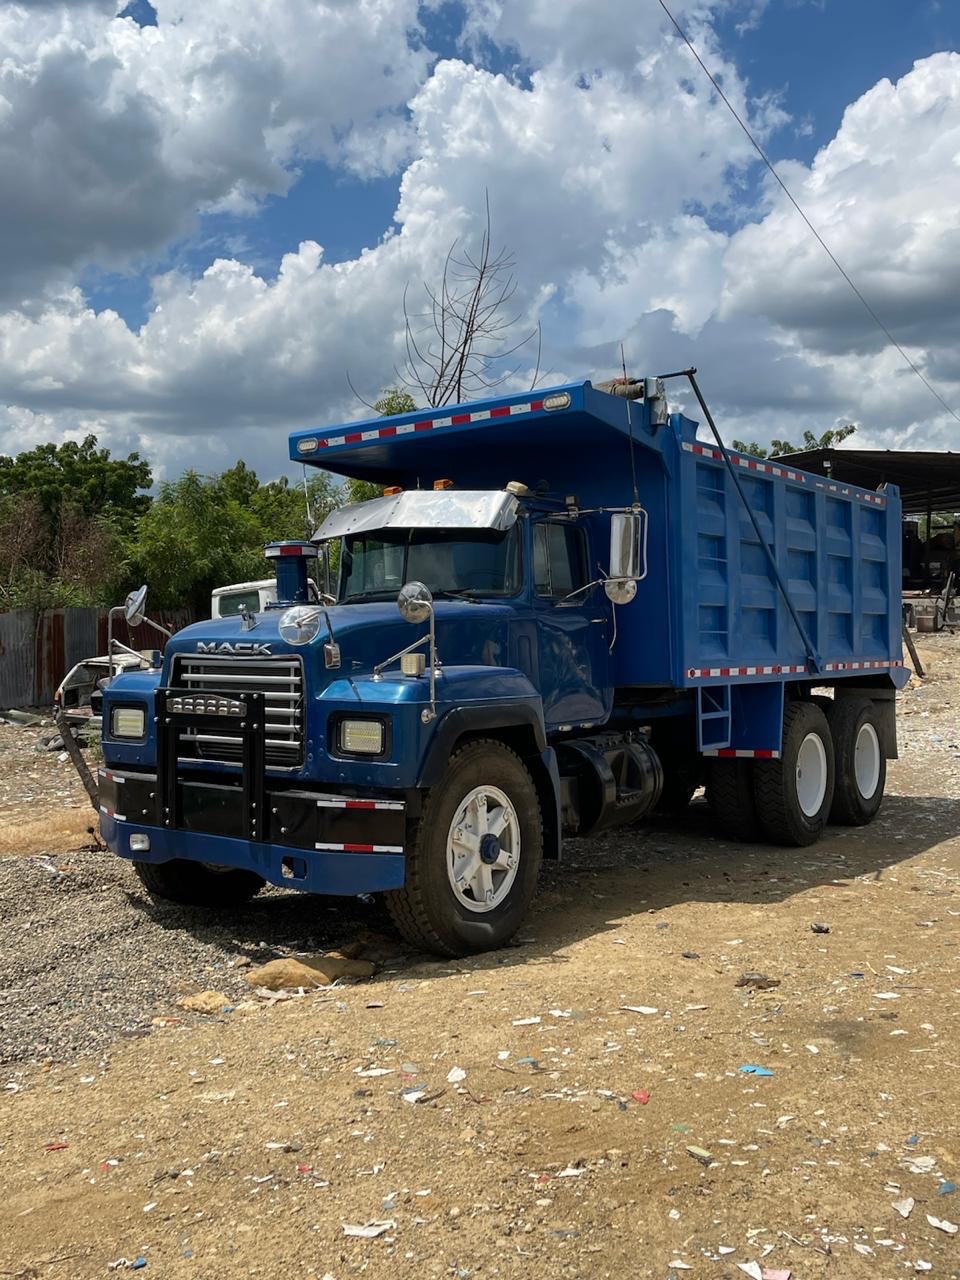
[796,732,828,817]
[446,785,520,914]
[854,722,881,799]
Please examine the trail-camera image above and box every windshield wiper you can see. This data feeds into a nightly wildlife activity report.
[431,588,488,602]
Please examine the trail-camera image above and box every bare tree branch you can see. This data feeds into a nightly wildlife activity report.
[394,192,540,407]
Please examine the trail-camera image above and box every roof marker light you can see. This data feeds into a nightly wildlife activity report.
[384,485,403,496]
[505,481,529,496]
[296,438,319,453]
[433,478,454,490]
[543,392,571,411]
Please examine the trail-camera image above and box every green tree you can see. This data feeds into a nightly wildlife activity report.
[343,388,417,505]
[0,435,151,531]
[732,424,856,460]
[128,464,343,612]
[0,436,149,608]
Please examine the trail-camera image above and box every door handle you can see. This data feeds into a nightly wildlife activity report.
[589,618,607,624]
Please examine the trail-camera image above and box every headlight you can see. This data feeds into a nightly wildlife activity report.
[340,719,384,755]
[279,605,322,646]
[111,706,145,739]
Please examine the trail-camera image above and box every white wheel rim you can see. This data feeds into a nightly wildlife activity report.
[796,732,828,817]
[854,722,881,799]
[446,784,520,914]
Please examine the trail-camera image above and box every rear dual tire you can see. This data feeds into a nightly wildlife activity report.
[754,701,835,845]
[706,696,886,847]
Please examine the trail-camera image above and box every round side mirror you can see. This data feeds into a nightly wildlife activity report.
[124,584,148,627]
[397,580,433,624]
[604,577,638,605]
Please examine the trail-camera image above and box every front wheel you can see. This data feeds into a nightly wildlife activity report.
[386,740,543,956]
[133,859,264,908]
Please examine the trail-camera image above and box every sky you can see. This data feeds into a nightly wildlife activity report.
[1,0,959,485]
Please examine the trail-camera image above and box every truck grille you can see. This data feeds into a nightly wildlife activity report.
[171,654,304,768]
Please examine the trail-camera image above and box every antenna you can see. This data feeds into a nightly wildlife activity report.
[621,342,640,506]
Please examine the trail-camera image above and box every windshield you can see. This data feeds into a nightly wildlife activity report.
[339,526,520,601]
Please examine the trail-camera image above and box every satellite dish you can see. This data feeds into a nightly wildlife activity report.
[397,581,433,624]
[124,584,148,627]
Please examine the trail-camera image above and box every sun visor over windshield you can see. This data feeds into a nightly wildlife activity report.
[314,490,519,541]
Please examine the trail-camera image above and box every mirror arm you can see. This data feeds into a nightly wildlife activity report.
[140,615,173,640]
[373,632,430,677]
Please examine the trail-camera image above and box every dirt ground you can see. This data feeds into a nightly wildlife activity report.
[1,641,959,1280]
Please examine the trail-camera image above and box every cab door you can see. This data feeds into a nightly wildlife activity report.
[531,518,612,730]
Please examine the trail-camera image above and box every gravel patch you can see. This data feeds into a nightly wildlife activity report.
[0,851,386,1067]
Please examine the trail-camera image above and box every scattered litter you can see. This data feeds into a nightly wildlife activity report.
[342,1220,395,1238]
[805,1044,819,1054]
[355,1066,392,1078]
[739,1064,774,1077]
[620,1005,658,1015]
[512,1016,541,1026]
[681,952,700,960]
[926,1214,958,1234]
[631,1089,651,1105]
[904,1155,937,1174]
[107,1261,147,1272]
[810,922,830,933]
[686,1145,714,1166]
[737,1263,763,1280]
[906,1134,920,1146]
[893,1197,915,1218]
[873,992,901,1000]
[938,1181,957,1195]
[669,1262,692,1271]
[762,1271,791,1280]
[43,1141,68,1152]
[735,973,781,990]
[915,1262,932,1273]
[446,1066,467,1084]
[557,1165,587,1178]
[401,1086,428,1104]
[549,1009,571,1018]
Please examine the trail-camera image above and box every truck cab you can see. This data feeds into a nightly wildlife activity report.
[99,379,904,956]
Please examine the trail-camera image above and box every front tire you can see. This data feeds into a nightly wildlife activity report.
[754,701,835,846]
[823,696,886,825]
[133,859,264,908]
[386,740,543,956]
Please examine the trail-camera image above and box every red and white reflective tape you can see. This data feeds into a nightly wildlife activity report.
[687,663,808,679]
[99,804,126,821]
[315,795,404,812]
[823,658,904,672]
[702,748,780,759]
[316,400,545,451]
[681,441,886,507]
[98,770,124,785]
[315,842,403,854]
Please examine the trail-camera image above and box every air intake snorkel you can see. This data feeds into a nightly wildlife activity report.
[264,541,317,606]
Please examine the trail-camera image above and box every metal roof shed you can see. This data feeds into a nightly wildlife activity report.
[779,449,960,514]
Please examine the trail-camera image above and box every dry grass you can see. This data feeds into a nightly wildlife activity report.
[0,806,98,857]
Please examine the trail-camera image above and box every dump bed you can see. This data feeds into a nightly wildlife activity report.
[291,380,904,691]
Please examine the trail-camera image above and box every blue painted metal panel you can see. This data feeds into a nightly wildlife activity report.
[676,444,902,685]
[101,812,406,894]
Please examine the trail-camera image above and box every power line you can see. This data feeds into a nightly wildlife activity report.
[656,0,960,427]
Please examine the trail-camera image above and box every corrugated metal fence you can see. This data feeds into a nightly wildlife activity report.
[0,607,193,708]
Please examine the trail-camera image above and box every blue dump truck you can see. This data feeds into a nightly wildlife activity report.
[99,377,905,955]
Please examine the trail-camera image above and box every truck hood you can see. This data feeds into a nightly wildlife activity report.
[163,599,517,682]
